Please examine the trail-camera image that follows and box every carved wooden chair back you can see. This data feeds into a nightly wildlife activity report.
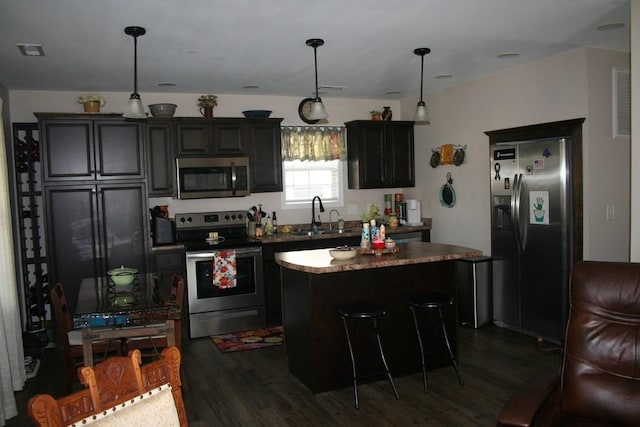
[28,347,188,426]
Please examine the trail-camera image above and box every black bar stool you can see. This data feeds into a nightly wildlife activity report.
[408,292,464,392]
[339,302,400,408]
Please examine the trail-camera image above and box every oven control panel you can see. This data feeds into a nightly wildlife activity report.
[175,210,247,230]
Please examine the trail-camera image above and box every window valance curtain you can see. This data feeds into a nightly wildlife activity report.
[281,126,346,161]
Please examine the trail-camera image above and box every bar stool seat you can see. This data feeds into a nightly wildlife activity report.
[339,302,400,408]
[408,292,464,393]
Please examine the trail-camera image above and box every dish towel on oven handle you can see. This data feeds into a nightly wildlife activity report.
[212,250,237,289]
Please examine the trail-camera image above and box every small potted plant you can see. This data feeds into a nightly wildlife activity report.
[78,94,106,113]
[197,94,218,118]
[370,110,382,121]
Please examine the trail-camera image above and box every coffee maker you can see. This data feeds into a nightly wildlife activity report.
[405,199,423,226]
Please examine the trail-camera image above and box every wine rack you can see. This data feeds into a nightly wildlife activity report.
[12,123,48,332]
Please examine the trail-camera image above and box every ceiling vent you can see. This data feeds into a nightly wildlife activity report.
[612,67,630,138]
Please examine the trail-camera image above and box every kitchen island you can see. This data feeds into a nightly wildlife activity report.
[275,241,482,393]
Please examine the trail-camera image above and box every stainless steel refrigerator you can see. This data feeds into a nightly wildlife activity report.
[490,137,572,343]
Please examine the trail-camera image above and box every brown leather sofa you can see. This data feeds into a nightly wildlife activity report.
[497,261,640,427]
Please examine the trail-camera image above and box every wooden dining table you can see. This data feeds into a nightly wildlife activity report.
[73,274,181,366]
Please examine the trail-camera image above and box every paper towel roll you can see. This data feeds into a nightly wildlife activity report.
[406,199,419,209]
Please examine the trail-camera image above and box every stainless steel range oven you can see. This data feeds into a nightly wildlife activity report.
[175,210,264,338]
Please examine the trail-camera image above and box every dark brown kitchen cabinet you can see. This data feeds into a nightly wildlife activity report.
[175,119,211,156]
[147,117,283,193]
[37,115,145,182]
[146,120,175,196]
[246,118,283,192]
[262,236,360,326]
[44,182,149,314]
[175,118,246,157]
[346,120,415,189]
[212,119,246,155]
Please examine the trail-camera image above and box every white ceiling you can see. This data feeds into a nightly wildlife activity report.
[0,0,630,101]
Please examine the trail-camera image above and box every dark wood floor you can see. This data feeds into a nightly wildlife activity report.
[10,326,561,426]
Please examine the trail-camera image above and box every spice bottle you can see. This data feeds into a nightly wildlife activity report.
[380,224,386,240]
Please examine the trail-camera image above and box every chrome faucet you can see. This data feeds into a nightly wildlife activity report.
[328,209,340,230]
[311,195,325,233]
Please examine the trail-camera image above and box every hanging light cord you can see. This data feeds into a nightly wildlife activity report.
[414,47,431,108]
[419,52,425,104]
[313,45,320,100]
[132,33,139,96]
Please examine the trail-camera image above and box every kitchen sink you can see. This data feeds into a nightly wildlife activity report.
[288,228,358,236]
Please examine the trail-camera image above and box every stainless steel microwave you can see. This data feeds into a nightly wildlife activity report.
[176,157,250,199]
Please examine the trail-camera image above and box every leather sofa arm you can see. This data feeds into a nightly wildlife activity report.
[497,371,561,427]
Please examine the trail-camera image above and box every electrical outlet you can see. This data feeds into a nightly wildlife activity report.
[606,204,615,221]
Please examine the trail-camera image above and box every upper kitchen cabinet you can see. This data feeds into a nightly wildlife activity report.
[212,119,246,156]
[246,118,283,193]
[147,117,283,194]
[175,119,211,156]
[36,114,145,182]
[174,118,245,157]
[146,120,175,197]
[346,120,415,189]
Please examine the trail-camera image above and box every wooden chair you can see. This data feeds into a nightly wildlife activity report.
[28,347,188,426]
[50,282,122,393]
[123,273,185,358]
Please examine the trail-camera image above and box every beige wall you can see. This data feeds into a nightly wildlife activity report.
[8,46,630,259]
[402,47,629,260]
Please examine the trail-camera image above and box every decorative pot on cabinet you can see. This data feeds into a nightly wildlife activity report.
[83,101,101,113]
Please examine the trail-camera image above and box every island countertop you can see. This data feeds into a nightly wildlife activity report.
[275,241,482,274]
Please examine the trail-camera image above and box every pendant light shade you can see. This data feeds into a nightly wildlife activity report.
[123,26,146,119]
[413,47,431,124]
[306,38,328,121]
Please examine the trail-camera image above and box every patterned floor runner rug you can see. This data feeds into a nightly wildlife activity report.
[211,326,283,353]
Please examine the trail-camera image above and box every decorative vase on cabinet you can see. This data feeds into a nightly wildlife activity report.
[382,106,392,121]
[83,101,101,113]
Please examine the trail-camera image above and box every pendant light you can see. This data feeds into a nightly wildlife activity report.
[306,38,328,121]
[123,26,146,119]
[413,47,431,124]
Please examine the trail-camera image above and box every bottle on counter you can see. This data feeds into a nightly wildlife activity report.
[380,224,386,240]
[265,216,274,236]
[360,222,370,249]
[338,217,345,232]
[272,211,278,234]
[370,219,379,241]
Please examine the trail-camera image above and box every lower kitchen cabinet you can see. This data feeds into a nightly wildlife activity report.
[262,236,360,326]
[44,182,149,313]
[151,249,185,292]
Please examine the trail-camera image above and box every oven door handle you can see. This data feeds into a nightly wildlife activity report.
[230,161,237,196]
[185,248,262,260]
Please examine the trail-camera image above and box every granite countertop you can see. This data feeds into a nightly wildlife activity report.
[274,241,482,274]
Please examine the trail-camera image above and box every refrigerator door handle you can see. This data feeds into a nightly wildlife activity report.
[511,173,524,251]
[517,173,527,249]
